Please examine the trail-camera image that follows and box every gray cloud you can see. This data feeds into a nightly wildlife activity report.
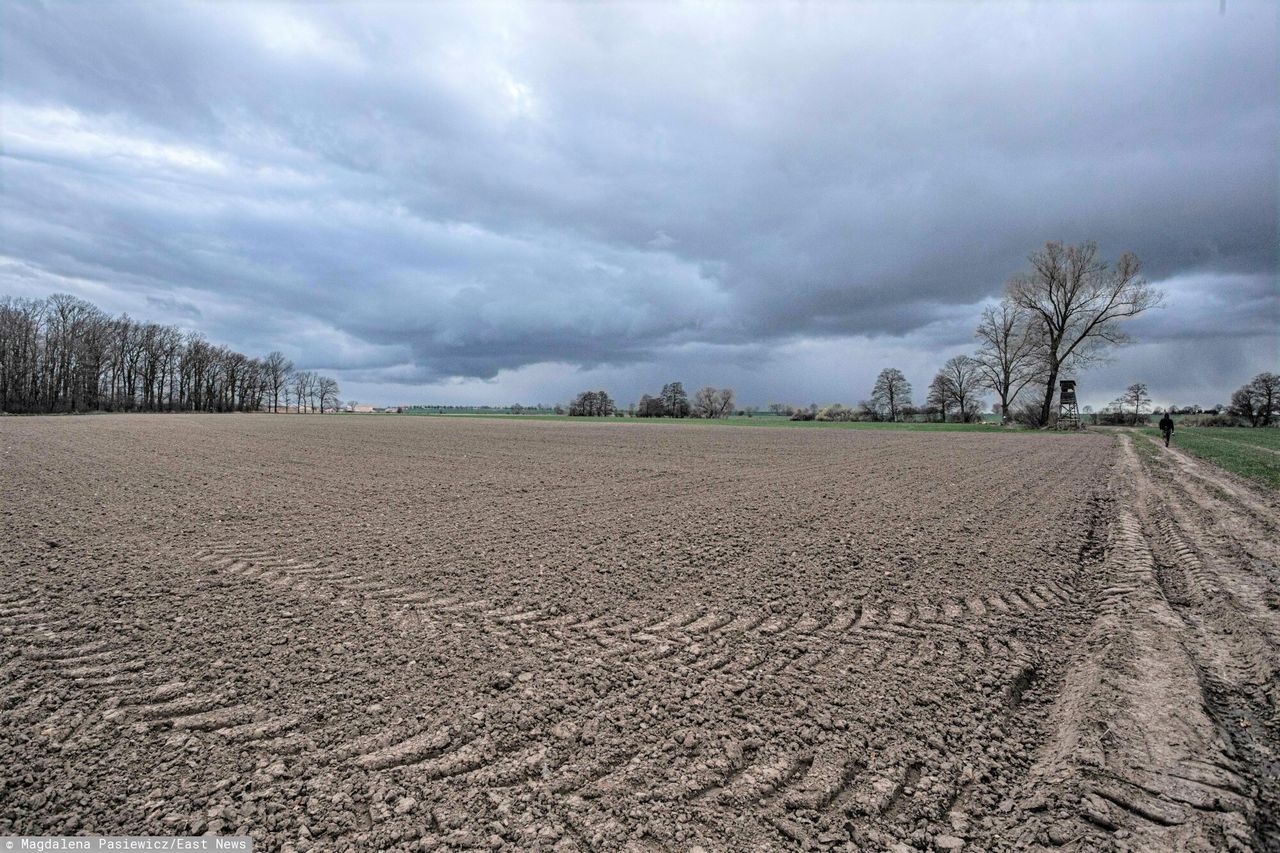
[1,1,1275,407]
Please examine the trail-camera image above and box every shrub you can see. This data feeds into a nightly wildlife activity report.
[817,403,855,422]
[1179,413,1245,428]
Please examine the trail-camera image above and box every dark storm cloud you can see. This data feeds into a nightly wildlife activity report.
[1,1,1275,405]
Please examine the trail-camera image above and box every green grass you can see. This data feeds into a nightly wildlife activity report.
[1141,426,1280,490]
[380,410,1019,432]
[1199,427,1280,450]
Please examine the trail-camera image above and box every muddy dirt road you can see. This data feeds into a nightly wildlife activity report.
[1,416,1276,851]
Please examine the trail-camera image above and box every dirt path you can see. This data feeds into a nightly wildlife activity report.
[1006,434,1280,851]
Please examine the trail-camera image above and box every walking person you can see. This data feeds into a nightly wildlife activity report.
[1158,410,1175,448]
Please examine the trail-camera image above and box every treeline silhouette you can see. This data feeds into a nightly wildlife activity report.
[567,382,737,418]
[0,293,338,414]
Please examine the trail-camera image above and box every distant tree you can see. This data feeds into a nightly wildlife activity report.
[692,386,715,418]
[939,355,984,422]
[1120,382,1152,425]
[511,403,524,415]
[291,370,312,413]
[692,386,735,418]
[317,375,340,413]
[1007,241,1161,426]
[636,394,664,417]
[660,381,690,417]
[927,374,953,422]
[1230,387,1259,426]
[1228,375,1279,428]
[716,388,735,418]
[1241,372,1280,427]
[263,351,293,413]
[569,390,615,416]
[855,399,880,422]
[973,301,1039,423]
[817,403,855,421]
[768,402,794,416]
[870,368,912,422]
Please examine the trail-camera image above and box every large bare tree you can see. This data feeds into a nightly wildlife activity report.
[291,370,313,413]
[264,351,293,413]
[692,386,735,418]
[926,373,953,422]
[317,375,340,413]
[1008,241,1161,426]
[870,368,912,422]
[1247,372,1279,427]
[1230,372,1280,427]
[973,301,1040,423]
[939,355,984,423]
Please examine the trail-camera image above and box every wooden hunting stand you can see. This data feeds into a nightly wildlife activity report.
[1057,379,1082,430]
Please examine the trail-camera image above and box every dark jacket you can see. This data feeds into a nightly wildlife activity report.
[1159,415,1174,431]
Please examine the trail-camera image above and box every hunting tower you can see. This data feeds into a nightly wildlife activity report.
[1057,379,1082,430]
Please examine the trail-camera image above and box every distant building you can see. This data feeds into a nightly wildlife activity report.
[350,403,376,413]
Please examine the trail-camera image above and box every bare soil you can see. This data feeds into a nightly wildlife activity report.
[1,416,1276,851]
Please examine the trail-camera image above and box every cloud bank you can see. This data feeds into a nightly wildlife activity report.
[2,1,1276,407]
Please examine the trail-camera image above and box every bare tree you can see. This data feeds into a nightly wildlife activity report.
[692,386,715,418]
[1119,382,1152,425]
[317,375,340,413]
[1248,372,1279,427]
[692,386,735,418]
[927,374,953,422]
[636,394,664,417]
[1230,387,1259,426]
[1230,373,1279,427]
[716,387,735,418]
[264,351,293,413]
[291,370,313,413]
[569,390,615,416]
[1008,241,1161,426]
[940,355,984,422]
[870,368,912,422]
[974,301,1040,423]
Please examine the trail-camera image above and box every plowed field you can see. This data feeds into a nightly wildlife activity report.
[2,416,1276,851]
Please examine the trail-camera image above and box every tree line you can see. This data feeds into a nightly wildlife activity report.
[0,293,339,414]
[1071,372,1278,428]
[769,364,981,423]
[568,382,736,419]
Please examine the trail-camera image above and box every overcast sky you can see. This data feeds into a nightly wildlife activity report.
[2,2,1276,409]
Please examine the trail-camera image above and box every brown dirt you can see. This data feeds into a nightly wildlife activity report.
[0,415,1275,851]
